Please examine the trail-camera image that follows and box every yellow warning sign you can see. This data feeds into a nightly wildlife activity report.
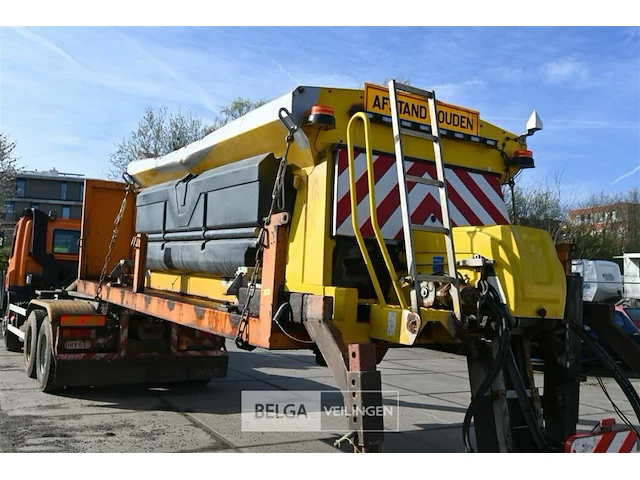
[364,83,480,136]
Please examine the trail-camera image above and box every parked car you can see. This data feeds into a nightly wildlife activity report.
[615,304,640,330]
[579,307,640,369]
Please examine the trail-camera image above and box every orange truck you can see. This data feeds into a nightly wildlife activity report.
[1,201,228,389]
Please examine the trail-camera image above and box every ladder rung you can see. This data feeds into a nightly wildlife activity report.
[399,128,439,143]
[415,274,457,284]
[394,83,434,99]
[406,175,444,188]
[411,224,450,235]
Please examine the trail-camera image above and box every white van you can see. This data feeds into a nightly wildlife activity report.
[614,253,640,300]
[571,259,623,303]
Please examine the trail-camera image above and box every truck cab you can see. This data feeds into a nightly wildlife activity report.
[2,208,80,314]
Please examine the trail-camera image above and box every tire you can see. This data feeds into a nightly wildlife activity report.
[24,310,46,378]
[35,316,58,393]
[2,317,22,352]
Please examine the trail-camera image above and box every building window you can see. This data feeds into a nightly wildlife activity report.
[79,183,84,201]
[5,202,14,221]
[16,179,25,197]
[62,206,71,219]
[61,182,68,200]
[31,203,40,210]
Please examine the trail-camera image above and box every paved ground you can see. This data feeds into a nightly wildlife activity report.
[1,342,639,453]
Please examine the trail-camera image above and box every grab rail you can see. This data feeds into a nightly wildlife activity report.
[346,113,407,310]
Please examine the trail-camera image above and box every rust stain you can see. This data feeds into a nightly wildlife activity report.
[76,279,304,350]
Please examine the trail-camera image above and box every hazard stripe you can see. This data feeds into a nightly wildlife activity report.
[455,169,509,224]
[335,154,394,227]
[618,431,637,452]
[337,148,349,176]
[335,152,369,226]
[593,431,616,452]
[606,431,629,452]
[358,162,400,237]
[394,193,442,239]
[446,181,483,226]
[486,173,505,198]
[355,161,433,237]
[471,172,509,221]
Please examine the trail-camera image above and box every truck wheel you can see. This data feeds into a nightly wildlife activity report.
[2,317,22,352]
[24,310,46,378]
[35,316,58,393]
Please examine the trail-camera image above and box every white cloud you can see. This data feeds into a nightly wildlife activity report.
[610,165,640,186]
[12,27,83,68]
[543,57,588,83]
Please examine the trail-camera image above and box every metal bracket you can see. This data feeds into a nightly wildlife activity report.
[457,254,495,268]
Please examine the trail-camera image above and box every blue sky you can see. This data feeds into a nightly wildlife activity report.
[1,27,639,198]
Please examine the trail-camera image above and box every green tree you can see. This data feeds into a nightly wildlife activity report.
[109,98,266,179]
[203,97,267,135]
[108,107,205,180]
[0,132,20,219]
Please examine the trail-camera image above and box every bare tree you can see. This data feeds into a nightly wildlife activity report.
[502,169,570,243]
[382,76,412,86]
[505,167,640,260]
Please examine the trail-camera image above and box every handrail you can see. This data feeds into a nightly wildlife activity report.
[346,113,408,310]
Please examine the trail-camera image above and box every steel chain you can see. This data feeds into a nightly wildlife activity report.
[235,130,295,350]
[95,180,134,302]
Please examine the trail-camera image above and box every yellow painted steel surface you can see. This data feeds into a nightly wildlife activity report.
[452,225,567,319]
[148,273,237,303]
[127,83,562,347]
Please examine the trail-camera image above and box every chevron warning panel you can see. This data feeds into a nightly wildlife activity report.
[332,147,510,239]
[566,429,638,453]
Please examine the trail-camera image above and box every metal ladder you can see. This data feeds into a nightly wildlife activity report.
[387,79,462,322]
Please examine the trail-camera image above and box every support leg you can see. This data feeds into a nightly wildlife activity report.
[541,275,582,450]
[304,318,384,452]
[466,339,512,452]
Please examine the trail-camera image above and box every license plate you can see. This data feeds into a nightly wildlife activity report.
[64,340,91,350]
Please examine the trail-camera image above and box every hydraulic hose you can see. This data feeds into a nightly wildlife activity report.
[568,319,640,427]
[505,350,549,452]
[462,301,511,453]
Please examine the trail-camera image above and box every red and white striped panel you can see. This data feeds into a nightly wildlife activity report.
[332,147,510,240]
[566,429,638,453]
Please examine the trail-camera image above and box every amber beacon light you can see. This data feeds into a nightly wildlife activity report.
[307,105,336,130]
